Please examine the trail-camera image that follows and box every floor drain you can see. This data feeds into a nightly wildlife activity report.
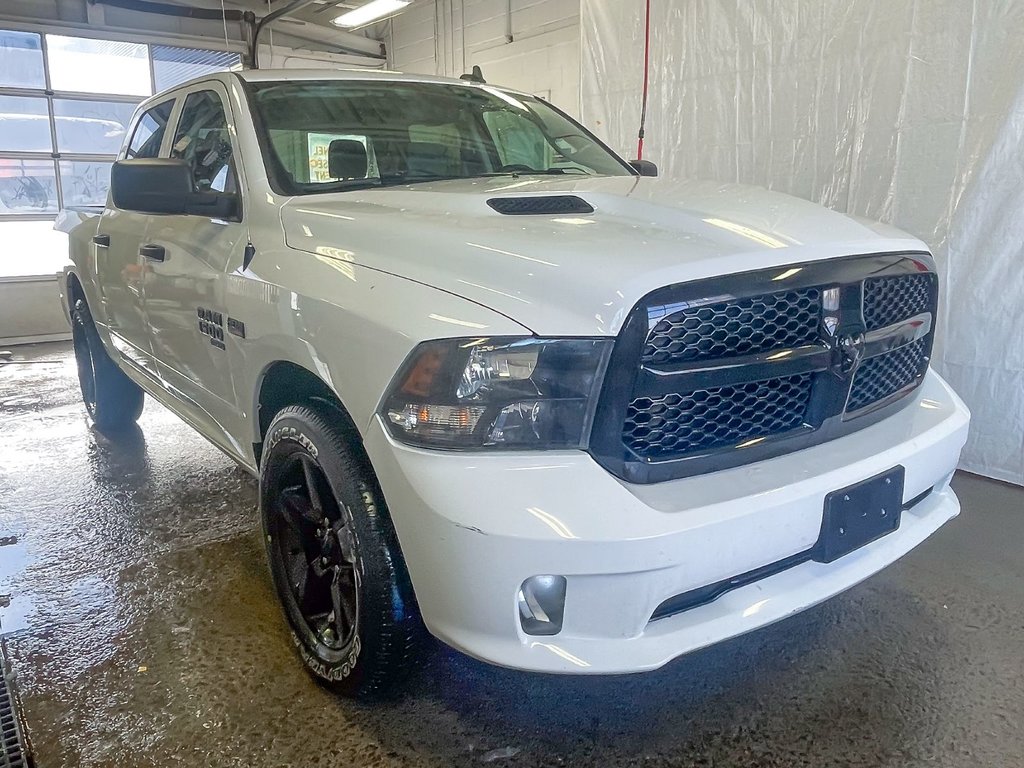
[0,646,30,768]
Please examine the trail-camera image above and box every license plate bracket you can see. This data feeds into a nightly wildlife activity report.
[816,466,905,563]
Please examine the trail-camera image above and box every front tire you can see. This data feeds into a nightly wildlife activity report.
[71,297,144,432]
[260,404,424,698]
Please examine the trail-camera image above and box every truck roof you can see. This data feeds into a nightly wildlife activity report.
[235,68,487,87]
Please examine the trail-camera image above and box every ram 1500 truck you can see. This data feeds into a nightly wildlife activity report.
[57,69,970,699]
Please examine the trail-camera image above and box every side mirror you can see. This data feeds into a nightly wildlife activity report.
[629,159,658,177]
[111,158,238,218]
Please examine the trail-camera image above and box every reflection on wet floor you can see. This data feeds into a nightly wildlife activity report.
[1,341,1023,768]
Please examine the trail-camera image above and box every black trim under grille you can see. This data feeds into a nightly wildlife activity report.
[649,484,935,621]
[588,253,939,484]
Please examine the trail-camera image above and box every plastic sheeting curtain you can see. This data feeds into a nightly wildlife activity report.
[581,0,1024,486]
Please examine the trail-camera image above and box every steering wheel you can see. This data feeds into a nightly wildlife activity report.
[499,164,541,174]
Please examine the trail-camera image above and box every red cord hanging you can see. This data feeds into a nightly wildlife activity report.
[637,0,652,160]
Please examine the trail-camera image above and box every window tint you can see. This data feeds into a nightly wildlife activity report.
[250,81,631,195]
[126,100,174,159]
[483,110,549,169]
[171,90,234,192]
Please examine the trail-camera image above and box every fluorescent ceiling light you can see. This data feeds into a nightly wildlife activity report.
[333,0,411,28]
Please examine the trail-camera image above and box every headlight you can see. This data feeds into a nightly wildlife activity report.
[381,337,612,449]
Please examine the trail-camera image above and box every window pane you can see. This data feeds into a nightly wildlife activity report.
[172,90,234,192]
[0,158,58,213]
[0,95,51,152]
[47,35,150,96]
[59,160,112,207]
[0,30,45,89]
[152,46,239,91]
[53,99,137,155]
[126,99,174,159]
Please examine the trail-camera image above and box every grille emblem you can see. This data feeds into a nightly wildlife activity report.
[834,332,866,375]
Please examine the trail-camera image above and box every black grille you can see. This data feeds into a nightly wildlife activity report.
[486,195,594,215]
[847,338,928,412]
[623,374,812,459]
[588,253,940,484]
[863,273,935,330]
[643,288,821,365]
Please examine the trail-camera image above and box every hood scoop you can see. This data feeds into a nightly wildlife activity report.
[487,195,594,216]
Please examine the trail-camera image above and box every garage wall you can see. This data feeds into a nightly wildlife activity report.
[385,0,582,113]
[580,0,1024,486]
[0,10,385,344]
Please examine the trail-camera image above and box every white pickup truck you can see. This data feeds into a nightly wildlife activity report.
[58,69,970,699]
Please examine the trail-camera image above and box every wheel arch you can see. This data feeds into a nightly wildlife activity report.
[252,359,362,467]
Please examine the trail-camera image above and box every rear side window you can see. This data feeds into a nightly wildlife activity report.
[171,89,235,192]
[125,99,174,159]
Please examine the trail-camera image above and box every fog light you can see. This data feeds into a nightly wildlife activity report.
[517,575,566,636]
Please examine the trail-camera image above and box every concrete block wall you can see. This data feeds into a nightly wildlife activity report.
[384,0,582,114]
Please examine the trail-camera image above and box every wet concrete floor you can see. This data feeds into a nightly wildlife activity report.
[0,341,1022,767]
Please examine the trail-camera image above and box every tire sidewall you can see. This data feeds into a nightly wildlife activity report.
[260,409,392,689]
[71,300,98,418]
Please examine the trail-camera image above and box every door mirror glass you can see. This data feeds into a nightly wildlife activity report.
[110,158,237,217]
[629,159,658,177]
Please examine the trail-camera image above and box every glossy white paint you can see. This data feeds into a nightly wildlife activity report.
[365,371,969,672]
[60,69,970,675]
[281,175,926,336]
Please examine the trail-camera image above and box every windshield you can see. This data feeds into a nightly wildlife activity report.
[247,80,633,195]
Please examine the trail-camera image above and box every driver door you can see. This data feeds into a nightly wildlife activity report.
[141,83,249,446]
[94,98,175,377]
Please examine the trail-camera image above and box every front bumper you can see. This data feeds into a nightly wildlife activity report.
[364,369,969,674]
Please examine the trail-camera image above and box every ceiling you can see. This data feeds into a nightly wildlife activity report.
[227,0,397,33]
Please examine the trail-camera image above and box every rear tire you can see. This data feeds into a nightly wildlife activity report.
[71,297,144,432]
[260,403,425,699]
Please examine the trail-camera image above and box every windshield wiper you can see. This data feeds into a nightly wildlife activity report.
[315,177,383,193]
[378,173,470,187]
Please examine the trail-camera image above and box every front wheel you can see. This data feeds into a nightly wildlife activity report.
[260,404,424,698]
[71,297,144,432]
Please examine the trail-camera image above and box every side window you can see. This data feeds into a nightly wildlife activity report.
[170,89,234,192]
[125,99,174,159]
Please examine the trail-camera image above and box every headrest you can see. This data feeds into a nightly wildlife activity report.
[328,139,368,179]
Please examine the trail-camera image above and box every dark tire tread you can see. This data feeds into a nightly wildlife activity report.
[261,403,425,699]
[71,297,144,431]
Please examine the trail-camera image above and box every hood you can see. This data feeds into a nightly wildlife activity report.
[280,175,927,336]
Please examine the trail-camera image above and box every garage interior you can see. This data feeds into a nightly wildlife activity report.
[0,1,1022,766]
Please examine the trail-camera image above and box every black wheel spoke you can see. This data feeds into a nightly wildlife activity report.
[280,486,321,530]
[271,448,360,653]
[288,553,311,605]
[331,566,358,640]
[300,455,326,516]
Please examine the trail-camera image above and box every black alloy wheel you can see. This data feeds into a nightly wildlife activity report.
[260,404,424,698]
[269,452,361,654]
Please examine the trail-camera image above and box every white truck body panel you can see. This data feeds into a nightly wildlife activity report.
[58,69,970,674]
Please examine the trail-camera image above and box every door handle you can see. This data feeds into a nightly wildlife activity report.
[92,234,110,247]
[140,244,166,262]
